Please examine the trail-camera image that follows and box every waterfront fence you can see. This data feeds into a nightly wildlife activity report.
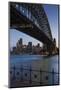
[10,65,59,86]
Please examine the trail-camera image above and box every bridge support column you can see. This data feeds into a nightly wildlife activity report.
[47,43,56,55]
[43,44,53,55]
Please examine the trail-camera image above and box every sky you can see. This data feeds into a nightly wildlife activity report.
[10,4,59,49]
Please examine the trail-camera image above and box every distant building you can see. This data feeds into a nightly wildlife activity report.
[27,42,32,53]
[52,38,57,54]
[32,43,41,54]
[19,38,23,45]
[22,45,27,54]
[37,43,40,48]
[12,47,17,54]
[43,44,47,51]
[16,38,23,54]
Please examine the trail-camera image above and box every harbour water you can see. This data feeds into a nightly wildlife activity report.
[10,55,59,72]
[10,55,59,86]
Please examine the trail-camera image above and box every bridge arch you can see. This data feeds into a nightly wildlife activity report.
[10,2,54,52]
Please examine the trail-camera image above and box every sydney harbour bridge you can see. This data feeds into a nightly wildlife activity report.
[10,2,55,54]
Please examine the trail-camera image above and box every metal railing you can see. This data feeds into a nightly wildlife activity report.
[9,64,59,87]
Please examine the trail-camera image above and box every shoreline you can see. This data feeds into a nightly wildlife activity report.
[10,53,59,57]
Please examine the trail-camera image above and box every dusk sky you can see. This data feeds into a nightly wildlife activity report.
[10,4,59,49]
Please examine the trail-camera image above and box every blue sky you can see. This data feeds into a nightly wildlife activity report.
[10,4,59,48]
[43,4,59,47]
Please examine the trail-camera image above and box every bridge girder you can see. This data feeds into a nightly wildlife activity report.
[10,2,52,40]
[10,2,54,50]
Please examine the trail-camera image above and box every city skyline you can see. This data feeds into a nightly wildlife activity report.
[10,4,59,49]
[11,37,58,55]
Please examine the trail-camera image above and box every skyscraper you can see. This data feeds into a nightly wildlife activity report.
[16,38,23,54]
[19,38,23,45]
[27,42,32,53]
